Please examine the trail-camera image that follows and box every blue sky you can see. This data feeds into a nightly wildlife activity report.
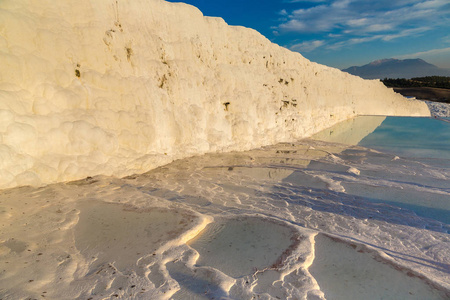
[166,0,450,69]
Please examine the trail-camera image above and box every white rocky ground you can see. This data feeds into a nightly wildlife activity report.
[426,101,450,118]
[0,137,448,299]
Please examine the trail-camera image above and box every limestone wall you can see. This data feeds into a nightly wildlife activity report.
[0,0,430,189]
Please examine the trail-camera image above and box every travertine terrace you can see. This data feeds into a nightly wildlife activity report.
[0,0,429,189]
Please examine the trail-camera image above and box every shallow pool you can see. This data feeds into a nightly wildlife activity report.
[359,117,450,160]
[312,116,450,224]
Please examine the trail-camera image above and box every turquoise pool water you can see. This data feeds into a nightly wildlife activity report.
[312,116,450,225]
[359,117,450,161]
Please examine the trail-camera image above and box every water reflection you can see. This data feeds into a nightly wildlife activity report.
[310,116,450,225]
[359,117,450,160]
[313,116,450,160]
[312,116,386,145]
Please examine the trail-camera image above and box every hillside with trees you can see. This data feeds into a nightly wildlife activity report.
[381,76,450,103]
[382,76,450,89]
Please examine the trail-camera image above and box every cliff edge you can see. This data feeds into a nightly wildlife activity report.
[0,0,430,189]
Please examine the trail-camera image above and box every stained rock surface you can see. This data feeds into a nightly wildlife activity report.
[0,0,429,189]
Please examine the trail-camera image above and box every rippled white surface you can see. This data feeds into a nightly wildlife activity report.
[0,117,449,299]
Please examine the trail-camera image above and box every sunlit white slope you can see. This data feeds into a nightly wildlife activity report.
[0,0,430,189]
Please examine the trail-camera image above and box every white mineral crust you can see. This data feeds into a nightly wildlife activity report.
[0,0,430,189]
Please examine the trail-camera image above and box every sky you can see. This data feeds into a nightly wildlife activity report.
[166,0,450,70]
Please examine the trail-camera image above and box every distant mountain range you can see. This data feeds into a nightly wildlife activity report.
[342,58,450,79]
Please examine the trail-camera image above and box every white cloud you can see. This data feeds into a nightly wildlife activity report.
[381,27,430,41]
[290,40,325,52]
[274,0,450,57]
[279,9,288,16]
[396,47,450,59]
[326,41,346,50]
[326,35,381,50]
[415,0,449,9]
[348,36,381,44]
[346,18,369,27]
[325,26,431,50]
[276,0,450,46]
[279,19,309,31]
[331,0,352,9]
[282,4,350,32]
[366,24,393,32]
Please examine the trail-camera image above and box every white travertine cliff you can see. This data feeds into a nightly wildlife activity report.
[0,0,430,189]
